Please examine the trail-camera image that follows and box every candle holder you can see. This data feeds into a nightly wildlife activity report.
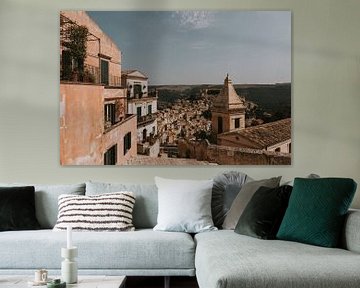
[61,247,78,284]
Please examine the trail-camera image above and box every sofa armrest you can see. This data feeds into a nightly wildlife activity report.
[342,209,360,253]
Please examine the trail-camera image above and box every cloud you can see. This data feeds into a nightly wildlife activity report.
[173,11,214,30]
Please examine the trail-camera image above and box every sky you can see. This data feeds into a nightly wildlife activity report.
[87,11,291,85]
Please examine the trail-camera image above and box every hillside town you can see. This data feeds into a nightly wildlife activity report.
[157,98,211,145]
[60,11,291,165]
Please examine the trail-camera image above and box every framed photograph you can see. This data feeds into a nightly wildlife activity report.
[60,10,291,166]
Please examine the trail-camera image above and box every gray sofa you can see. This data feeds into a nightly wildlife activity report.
[0,181,360,288]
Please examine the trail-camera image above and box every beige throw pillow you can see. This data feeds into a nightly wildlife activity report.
[222,177,281,230]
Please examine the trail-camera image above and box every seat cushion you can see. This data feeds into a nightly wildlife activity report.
[0,229,195,271]
[195,230,360,288]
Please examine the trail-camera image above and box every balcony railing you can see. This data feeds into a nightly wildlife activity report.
[60,63,121,86]
[127,90,158,100]
[137,114,157,126]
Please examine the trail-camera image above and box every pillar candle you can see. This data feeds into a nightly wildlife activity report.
[67,225,72,249]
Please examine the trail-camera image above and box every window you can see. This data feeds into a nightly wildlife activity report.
[142,129,147,143]
[134,84,142,98]
[104,103,116,127]
[218,117,223,134]
[124,132,132,155]
[235,118,240,129]
[137,107,142,120]
[275,147,281,152]
[100,59,109,85]
[104,145,117,165]
[148,105,152,115]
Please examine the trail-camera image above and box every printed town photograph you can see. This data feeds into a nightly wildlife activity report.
[60,11,291,165]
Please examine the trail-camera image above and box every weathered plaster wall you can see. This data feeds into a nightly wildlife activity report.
[60,83,104,165]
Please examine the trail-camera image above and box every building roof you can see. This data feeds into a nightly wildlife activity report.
[122,70,148,79]
[212,74,245,111]
[219,118,291,149]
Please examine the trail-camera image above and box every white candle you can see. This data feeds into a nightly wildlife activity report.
[67,225,72,249]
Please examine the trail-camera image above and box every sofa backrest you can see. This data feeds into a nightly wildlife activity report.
[86,181,158,229]
[0,183,86,229]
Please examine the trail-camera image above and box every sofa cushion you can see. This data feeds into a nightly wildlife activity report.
[212,171,250,228]
[0,229,195,271]
[153,177,216,233]
[222,177,281,229]
[86,182,158,229]
[234,185,292,239]
[195,230,360,288]
[53,192,136,232]
[277,178,357,247]
[0,186,40,231]
[0,183,86,229]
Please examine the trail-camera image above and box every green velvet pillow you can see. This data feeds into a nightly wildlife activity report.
[277,178,357,247]
[0,186,41,231]
[235,185,292,239]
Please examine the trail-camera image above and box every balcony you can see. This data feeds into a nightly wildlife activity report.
[127,90,158,101]
[60,63,121,86]
[137,114,157,126]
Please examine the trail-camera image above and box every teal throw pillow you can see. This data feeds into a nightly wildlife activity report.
[277,178,357,247]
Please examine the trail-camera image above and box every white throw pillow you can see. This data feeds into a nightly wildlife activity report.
[153,177,217,233]
[53,192,135,231]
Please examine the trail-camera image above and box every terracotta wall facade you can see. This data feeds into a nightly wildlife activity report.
[60,83,137,165]
[61,11,121,86]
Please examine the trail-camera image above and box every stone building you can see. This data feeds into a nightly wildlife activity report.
[217,118,291,153]
[121,70,159,156]
[121,70,158,142]
[211,74,291,156]
[60,11,137,165]
[211,74,246,134]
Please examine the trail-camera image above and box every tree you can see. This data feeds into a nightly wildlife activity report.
[63,25,88,81]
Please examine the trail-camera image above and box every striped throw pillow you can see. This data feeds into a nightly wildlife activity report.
[53,192,136,231]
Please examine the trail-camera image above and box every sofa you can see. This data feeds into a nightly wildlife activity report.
[0,177,360,288]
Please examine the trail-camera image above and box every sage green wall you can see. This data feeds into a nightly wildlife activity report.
[0,0,359,208]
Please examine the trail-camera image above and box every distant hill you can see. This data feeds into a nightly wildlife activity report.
[235,83,291,121]
[150,83,291,122]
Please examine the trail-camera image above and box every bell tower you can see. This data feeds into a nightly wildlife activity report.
[211,74,246,134]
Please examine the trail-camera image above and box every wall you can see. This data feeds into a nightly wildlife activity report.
[102,115,137,165]
[178,140,291,165]
[61,10,122,82]
[0,0,359,207]
[60,83,104,165]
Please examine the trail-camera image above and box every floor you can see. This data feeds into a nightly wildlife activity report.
[126,276,199,288]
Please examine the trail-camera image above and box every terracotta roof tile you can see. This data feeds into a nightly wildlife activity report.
[220,118,291,149]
